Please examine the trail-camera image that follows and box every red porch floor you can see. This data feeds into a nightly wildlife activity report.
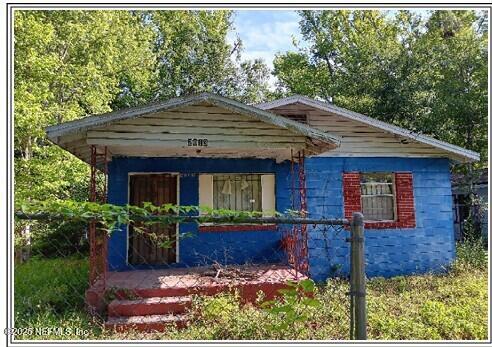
[86,263,308,332]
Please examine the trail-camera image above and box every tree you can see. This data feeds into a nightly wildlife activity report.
[14,10,272,258]
[14,10,158,259]
[273,10,488,167]
[123,10,271,104]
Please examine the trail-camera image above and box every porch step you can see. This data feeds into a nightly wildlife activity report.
[108,296,192,317]
[105,313,189,332]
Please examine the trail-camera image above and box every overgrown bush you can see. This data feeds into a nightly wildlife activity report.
[454,238,488,272]
[30,221,89,258]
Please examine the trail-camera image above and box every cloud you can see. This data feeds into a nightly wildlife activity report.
[228,10,302,88]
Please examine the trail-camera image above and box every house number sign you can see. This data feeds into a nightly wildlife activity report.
[188,138,208,147]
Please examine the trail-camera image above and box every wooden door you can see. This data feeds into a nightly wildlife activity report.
[129,174,177,265]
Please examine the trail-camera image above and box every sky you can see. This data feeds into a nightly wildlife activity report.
[227,10,433,87]
[227,10,303,86]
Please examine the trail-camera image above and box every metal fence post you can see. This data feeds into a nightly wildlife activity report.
[350,212,367,340]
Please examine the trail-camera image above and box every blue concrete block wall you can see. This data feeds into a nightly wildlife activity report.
[106,156,455,282]
[107,157,291,271]
[305,157,455,282]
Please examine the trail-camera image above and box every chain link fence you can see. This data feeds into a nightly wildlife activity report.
[13,213,365,340]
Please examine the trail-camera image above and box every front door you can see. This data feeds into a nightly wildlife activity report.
[128,174,177,265]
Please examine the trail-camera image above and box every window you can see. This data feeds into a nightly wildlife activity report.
[212,174,262,211]
[199,173,275,216]
[343,171,416,229]
[360,173,396,221]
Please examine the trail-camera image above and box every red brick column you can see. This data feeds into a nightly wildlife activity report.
[394,172,416,228]
[343,172,361,219]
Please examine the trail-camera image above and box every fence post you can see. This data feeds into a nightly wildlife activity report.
[350,212,367,340]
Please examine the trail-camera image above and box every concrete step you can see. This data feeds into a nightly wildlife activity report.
[105,313,189,332]
[108,296,192,317]
[113,281,289,302]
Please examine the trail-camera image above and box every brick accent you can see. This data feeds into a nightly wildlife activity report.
[343,172,362,220]
[343,171,416,229]
[393,172,416,228]
[199,224,278,232]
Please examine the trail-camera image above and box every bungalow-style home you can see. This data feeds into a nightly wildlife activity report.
[46,93,480,283]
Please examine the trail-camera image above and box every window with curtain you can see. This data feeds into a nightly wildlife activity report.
[360,173,396,221]
[212,174,262,211]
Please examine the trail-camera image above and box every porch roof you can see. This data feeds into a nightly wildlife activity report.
[46,93,341,164]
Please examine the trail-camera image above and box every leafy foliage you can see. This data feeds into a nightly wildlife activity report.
[454,238,487,271]
[18,200,283,229]
[261,279,321,331]
[17,199,290,251]
[273,10,488,167]
[14,10,273,254]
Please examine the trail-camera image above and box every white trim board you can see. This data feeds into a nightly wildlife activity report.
[256,95,480,163]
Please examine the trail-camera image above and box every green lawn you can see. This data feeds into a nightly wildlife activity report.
[13,241,488,340]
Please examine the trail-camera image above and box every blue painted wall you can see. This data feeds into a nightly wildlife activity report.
[107,157,291,271]
[305,157,455,282]
[107,156,455,282]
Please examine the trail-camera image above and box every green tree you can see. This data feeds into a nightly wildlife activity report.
[14,10,272,258]
[133,10,271,103]
[273,10,488,167]
[408,10,488,164]
[14,10,156,258]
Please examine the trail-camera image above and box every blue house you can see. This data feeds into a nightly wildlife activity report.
[46,93,479,283]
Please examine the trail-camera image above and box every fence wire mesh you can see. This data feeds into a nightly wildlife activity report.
[13,216,354,340]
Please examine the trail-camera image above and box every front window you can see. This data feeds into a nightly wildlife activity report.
[360,173,396,221]
[212,174,262,212]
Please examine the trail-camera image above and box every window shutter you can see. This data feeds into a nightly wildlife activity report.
[199,174,213,210]
[394,172,416,228]
[261,174,275,216]
[343,172,361,219]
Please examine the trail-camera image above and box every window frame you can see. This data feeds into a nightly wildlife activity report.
[360,173,398,223]
[343,171,417,230]
[198,172,277,232]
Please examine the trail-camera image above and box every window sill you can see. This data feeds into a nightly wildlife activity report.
[199,224,278,232]
[364,221,416,229]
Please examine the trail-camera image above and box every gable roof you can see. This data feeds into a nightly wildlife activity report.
[256,95,480,163]
[46,92,341,147]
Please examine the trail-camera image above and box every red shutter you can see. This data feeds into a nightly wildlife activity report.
[343,171,416,229]
[343,172,361,219]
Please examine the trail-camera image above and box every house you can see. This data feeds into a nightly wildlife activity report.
[46,93,480,283]
[451,168,488,241]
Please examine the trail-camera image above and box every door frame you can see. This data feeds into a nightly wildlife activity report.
[126,172,180,265]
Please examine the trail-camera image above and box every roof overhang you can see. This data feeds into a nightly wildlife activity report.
[46,93,341,164]
[256,95,480,163]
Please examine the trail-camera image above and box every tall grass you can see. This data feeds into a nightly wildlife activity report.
[13,239,488,340]
[14,256,100,340]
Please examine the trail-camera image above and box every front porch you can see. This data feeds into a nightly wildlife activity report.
[86,263,307,332]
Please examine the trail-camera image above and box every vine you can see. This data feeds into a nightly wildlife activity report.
[16,200,289,249]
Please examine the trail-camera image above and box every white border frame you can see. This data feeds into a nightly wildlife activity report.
[126,171,180,265]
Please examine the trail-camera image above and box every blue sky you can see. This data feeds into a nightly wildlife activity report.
[228,9,433,74]
[227,10,303,78]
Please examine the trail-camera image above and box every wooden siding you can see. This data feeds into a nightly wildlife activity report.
[86,103,307,153]
[268,104,454,158]
[58,102,315,163]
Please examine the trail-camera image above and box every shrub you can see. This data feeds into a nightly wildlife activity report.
[454,238,487,272]
[30,221,89,258]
